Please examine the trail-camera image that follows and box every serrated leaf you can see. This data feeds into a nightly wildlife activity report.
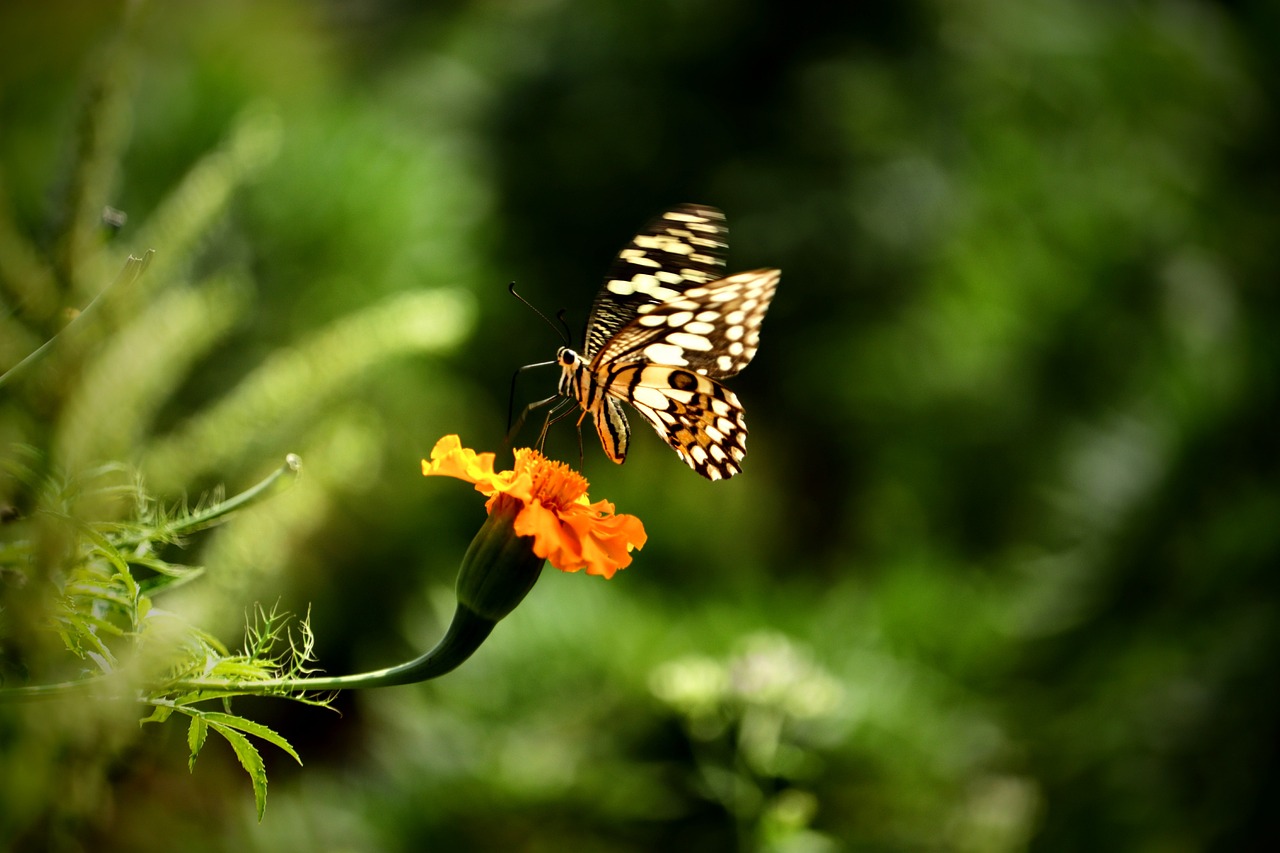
[208,660,275,679]
[78,524,132,577]
[187,715,208,771]
[199,711,302,765]
[209,722,268,821]
[130,552,201,577]
[140,704,173,725]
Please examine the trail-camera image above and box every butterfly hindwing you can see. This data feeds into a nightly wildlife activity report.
[602,363,748,481]
[591,395,632,465]
[583,204,728,358]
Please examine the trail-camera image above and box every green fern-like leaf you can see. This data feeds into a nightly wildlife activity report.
[187,714,208,772]
[140,704,173,725]
[207,721,268,821]
[199,711,301,766]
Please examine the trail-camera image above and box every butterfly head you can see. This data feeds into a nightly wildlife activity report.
[556,346,583,397]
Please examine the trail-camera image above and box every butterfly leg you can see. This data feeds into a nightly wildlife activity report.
[535,397,579,452]
[507,360,559,436]
[507,393,560,449]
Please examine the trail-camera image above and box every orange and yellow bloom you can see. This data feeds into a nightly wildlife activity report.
[422,435,646,579]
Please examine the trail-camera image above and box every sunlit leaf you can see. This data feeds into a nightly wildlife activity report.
[187,715,208,772]
[208,722,268,821]
[199,711,301,766]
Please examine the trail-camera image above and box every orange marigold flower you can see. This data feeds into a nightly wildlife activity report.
[422,435,647,578]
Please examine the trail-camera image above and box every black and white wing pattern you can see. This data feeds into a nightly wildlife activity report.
[557,204,779,480]
[583,204,728,358]
[591,269,779,379]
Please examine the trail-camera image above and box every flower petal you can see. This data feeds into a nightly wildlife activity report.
[513,500,584,571]
[514,500,646,579]
[422,435,507,495]
[562,508,647,578]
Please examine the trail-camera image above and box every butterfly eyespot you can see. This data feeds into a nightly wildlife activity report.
[669,370,697,391]
[553,204,779,480]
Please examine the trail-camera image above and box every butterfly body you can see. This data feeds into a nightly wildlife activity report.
[556,204,779,481]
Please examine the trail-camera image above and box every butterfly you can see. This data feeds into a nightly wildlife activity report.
[551,204,779,480]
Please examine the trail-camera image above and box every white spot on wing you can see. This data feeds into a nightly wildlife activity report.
[620,248,661,267]
[644,342,688,365]
[667,332,712,351]
[632,386,671,410]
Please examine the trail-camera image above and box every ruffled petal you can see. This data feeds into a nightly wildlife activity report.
[517,501,646,578]
[422,435,507,496]
[513,500,585,571]
[560,507,647,578]
[491,469,536,505]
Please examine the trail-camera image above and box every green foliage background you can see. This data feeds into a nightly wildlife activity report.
[3,0,1278,849]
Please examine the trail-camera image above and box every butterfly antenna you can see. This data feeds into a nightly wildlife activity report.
[555,308,573,346]
[506,282,573,441]
[509,281,570,345]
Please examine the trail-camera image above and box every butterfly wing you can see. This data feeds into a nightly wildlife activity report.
[590,395,632,465]
[583,204,728,358]
[590,269,780,379]
[601,363,748,480]
[568,203,777,480]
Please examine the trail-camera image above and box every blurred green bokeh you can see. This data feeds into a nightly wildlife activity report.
[3,0,1278,850]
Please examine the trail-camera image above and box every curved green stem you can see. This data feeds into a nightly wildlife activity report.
[118,452,302,549]
[0,673,110,701]
[0,251,153,390]
[173,601,496,694]
[0,600,496,702]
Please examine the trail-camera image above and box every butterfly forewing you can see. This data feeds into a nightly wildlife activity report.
[583,204,728,358]
[590,268,780,380]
